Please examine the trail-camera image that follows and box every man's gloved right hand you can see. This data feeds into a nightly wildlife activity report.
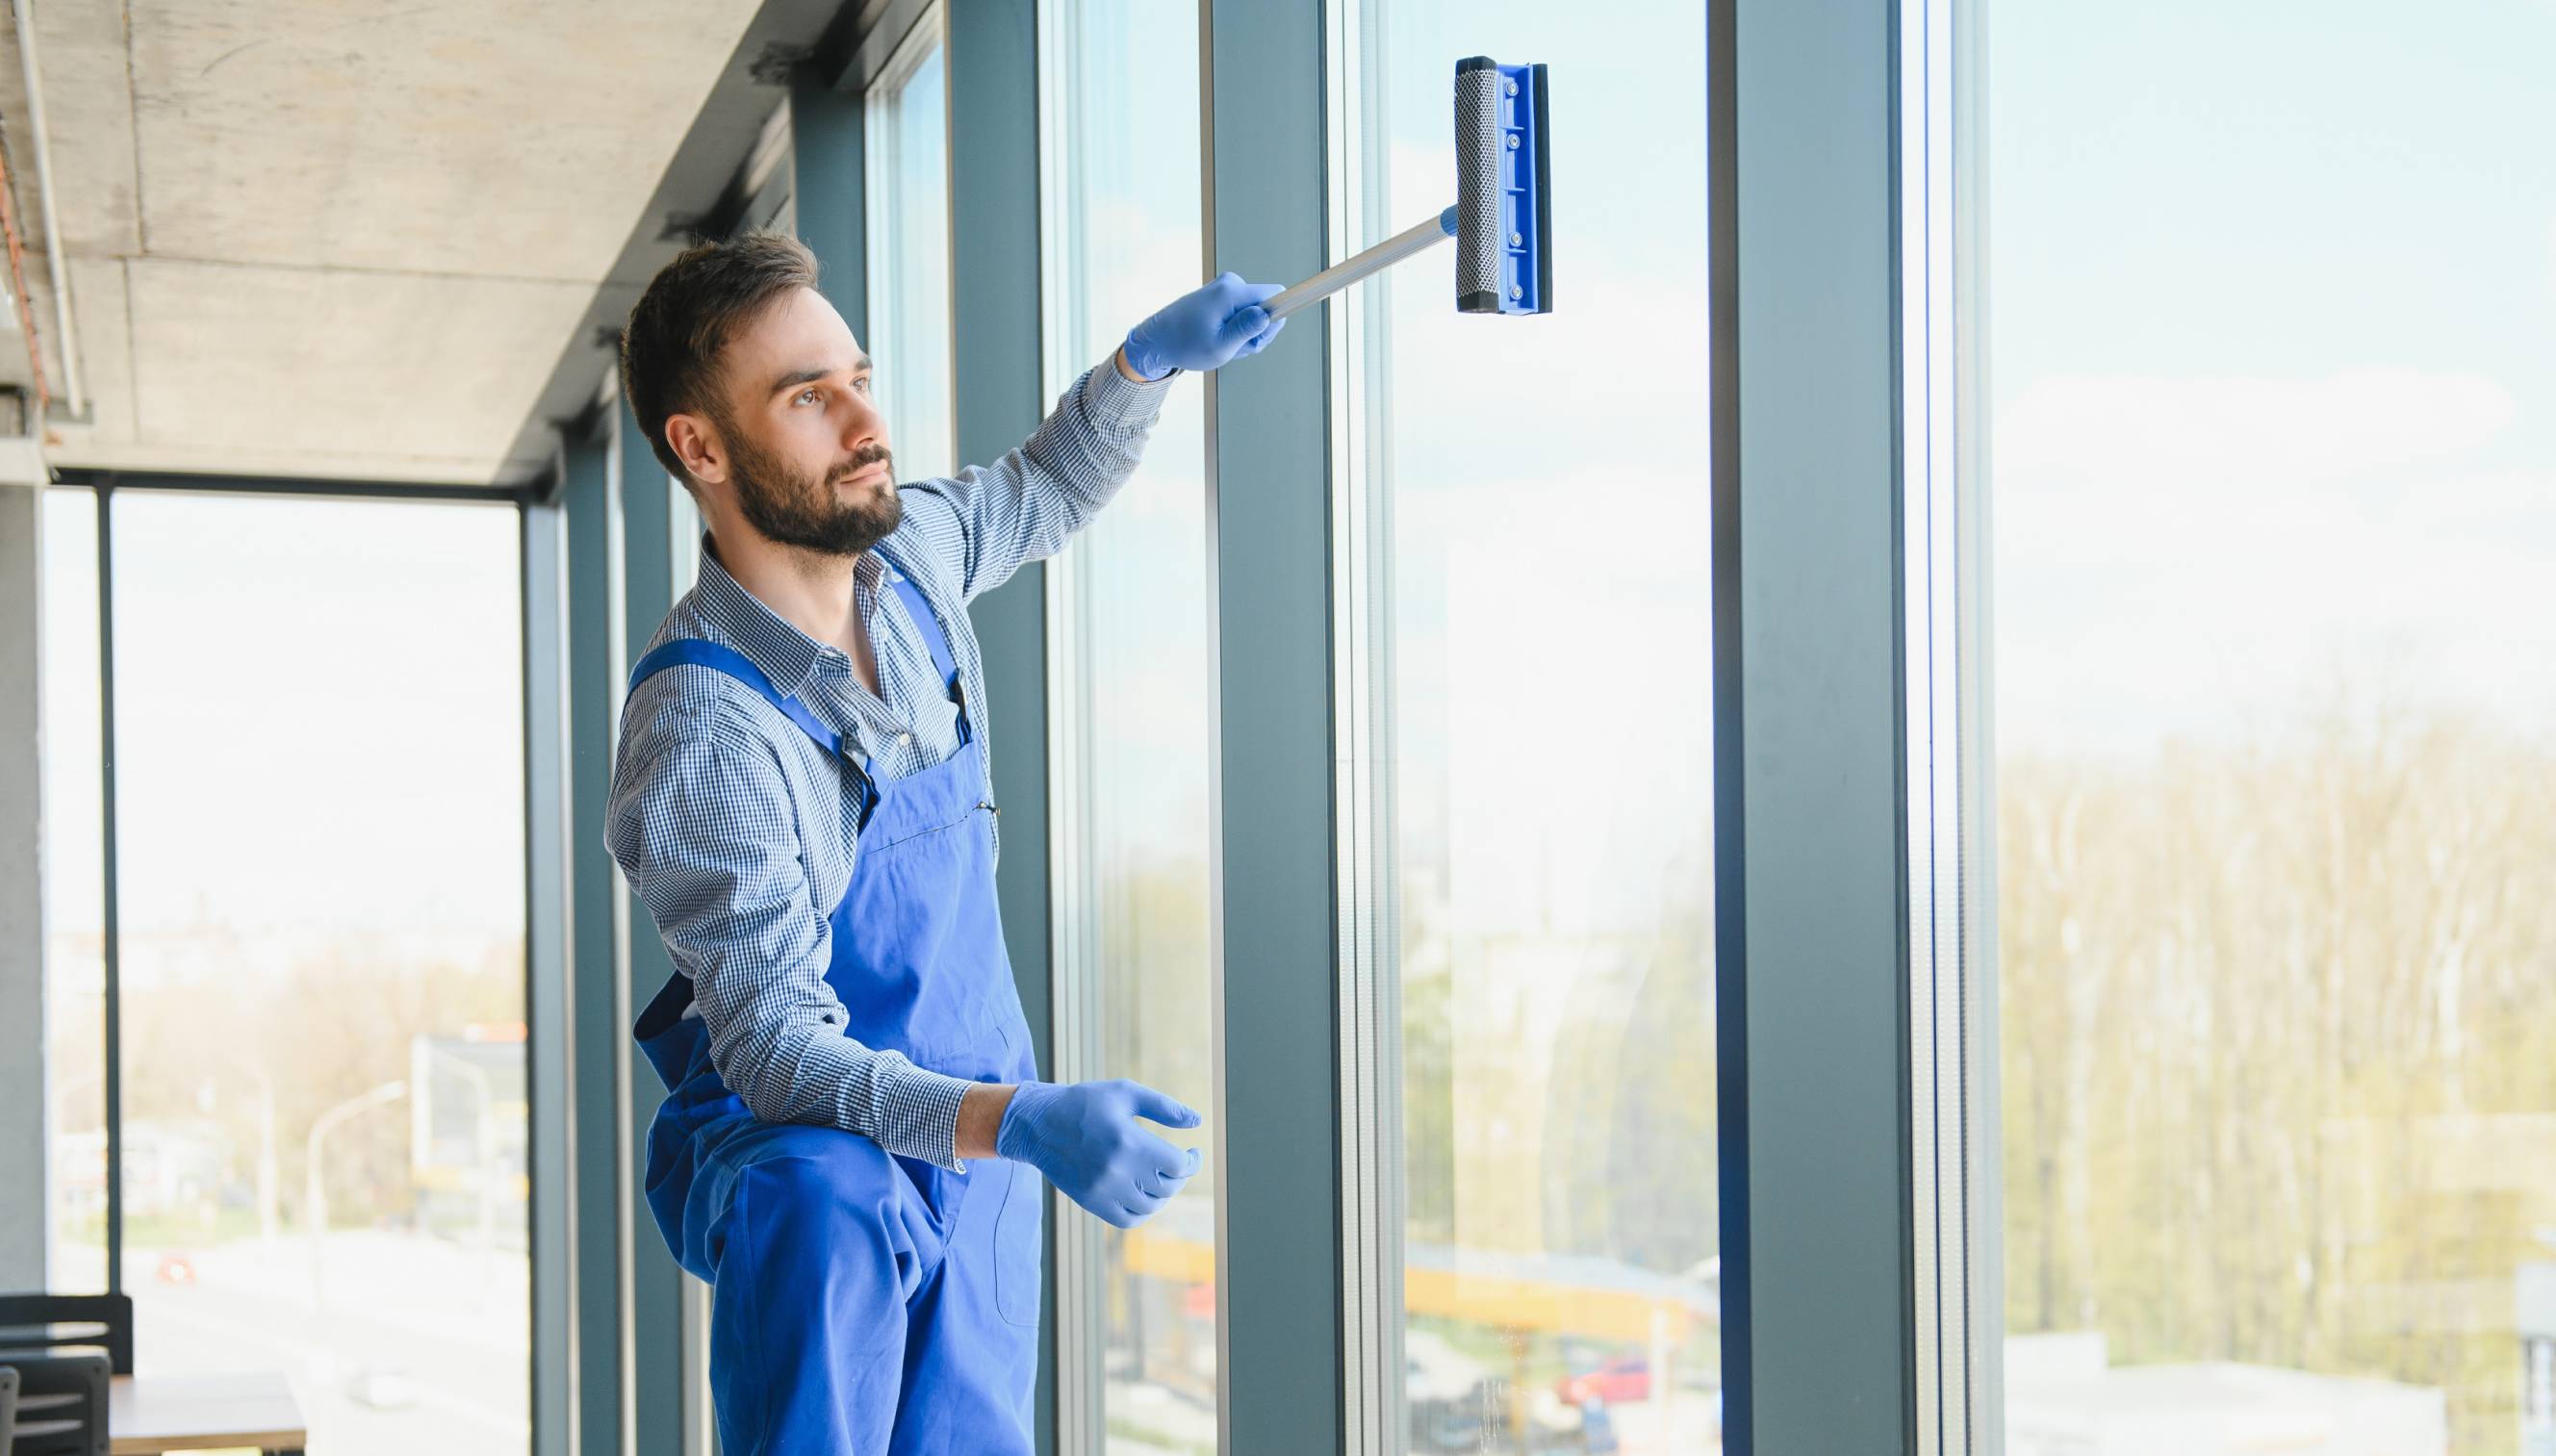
[1119,271,1287,380]
[996,1078,1203,1229]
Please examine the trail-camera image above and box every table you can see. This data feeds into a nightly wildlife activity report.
[106,1372,306,1455]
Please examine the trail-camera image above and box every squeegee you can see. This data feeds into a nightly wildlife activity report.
[1264,56,1552,320]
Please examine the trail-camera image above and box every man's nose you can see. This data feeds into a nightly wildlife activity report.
[840,393,885,449]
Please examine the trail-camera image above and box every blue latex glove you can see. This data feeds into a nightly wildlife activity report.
[1120,271,1288,380]
[996,1078,1204,1229]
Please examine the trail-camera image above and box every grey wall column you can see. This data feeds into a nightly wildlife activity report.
[792,70,865,338]
[560,429,628,1456]
[617,405,689,1456]
[1711,0,1920,1448]
[523,489,577,1456]
[1200,2,1342,1451]
[942,5,1057,1452]
[0,480,47,1291]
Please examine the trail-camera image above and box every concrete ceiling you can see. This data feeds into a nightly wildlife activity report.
[0,0,776,487]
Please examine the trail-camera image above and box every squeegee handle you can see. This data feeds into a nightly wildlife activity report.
[1263,206,1457,321]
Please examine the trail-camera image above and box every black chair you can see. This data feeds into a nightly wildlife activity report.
[0,1298,129,1378]
[0,1349,108,1455]
[0,1295,129,1456]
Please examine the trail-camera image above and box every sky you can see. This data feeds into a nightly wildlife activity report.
[42,491,524,941]
[1988,0,2556,756]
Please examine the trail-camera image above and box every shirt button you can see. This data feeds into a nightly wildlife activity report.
[897,732,913,748]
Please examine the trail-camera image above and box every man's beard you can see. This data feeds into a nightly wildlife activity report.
[722,414,900,558]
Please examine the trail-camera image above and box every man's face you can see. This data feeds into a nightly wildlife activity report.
[703,286,897,557]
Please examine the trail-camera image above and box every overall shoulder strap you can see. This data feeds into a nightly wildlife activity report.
[883,571,972,747]
[626,639,862,768]
[887,575,962,695]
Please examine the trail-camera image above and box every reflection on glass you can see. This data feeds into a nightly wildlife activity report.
[41,488,107,1294]
[1990,6,2556,1453]
[1039,0,1218,1447]
[865,26,956,482]
[1347,4,1719,1450]
[107,494,528,1456]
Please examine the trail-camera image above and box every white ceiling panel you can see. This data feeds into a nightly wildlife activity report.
[128,0,760,279]
[122,256,590,470]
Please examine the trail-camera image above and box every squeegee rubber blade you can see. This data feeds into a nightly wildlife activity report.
[1531,62,1551,313]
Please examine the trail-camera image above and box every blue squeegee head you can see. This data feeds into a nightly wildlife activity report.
[1454,57,1552,317]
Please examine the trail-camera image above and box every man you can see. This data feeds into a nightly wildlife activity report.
[603,231,1284,1452]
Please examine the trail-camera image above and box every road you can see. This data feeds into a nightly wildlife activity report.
[64,1231,529,1455]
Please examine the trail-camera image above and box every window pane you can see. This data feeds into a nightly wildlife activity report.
[866,26,956,482]
[1038,1,1219,1446]
[41,487,107,1293]
[1990,7,2556,1452]
[1345,6,1720,1451]
[109,493,529,1456]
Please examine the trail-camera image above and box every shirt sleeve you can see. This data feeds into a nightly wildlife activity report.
[603,686,979,1171]
[897,357,1173,603]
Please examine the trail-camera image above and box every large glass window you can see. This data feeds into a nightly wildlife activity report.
[1337,6,1720,1451]
[1035,1,1218,1448]
[104,492,528,1456]
[1989,6,2556,1452]
[865,9,957,483]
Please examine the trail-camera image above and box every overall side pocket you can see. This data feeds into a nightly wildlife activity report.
[992,1157,1045,1328]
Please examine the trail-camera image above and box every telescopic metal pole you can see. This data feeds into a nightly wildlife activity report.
[1263,207,1458,320]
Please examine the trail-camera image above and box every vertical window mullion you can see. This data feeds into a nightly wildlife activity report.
[1715,0,1926,1447]
[559,426,628,1456]
[96,480,124,1301]
[1200,2,1343,1451]
[523,482,577,1456]
[1905,0,1992,1446]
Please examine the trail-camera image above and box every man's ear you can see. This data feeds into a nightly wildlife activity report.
[666,411,727,488]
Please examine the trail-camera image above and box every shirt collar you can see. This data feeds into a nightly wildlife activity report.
[692,532,888,699]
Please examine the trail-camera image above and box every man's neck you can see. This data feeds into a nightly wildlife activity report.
[708,528,867,662]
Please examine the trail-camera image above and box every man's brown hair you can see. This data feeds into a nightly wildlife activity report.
[619,231,822,490]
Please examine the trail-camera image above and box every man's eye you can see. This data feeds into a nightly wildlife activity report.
[796,389,821,405]
[854,376,873,396]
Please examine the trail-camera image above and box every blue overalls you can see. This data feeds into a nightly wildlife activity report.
[626,557,1042,1455]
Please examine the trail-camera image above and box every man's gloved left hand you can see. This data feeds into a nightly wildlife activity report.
[1120,271,1287,381]
[996,1078,1204,1229]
